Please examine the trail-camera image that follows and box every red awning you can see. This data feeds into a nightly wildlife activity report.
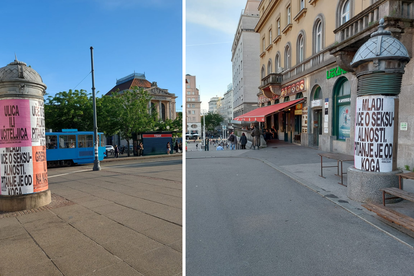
[234,98,305,122]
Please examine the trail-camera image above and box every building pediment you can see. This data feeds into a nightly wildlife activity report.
[147,87,172,96]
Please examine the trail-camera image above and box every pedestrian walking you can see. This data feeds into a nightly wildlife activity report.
[139,142,144,156]
[114,145,119,158]
[174,141,179,153]
[251,123,261,150]
[239,133,247,149]
[228,132,237,150]
[205,137,209,151]
[167,142,171,154]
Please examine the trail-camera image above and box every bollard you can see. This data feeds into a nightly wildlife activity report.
[0,59,50,211]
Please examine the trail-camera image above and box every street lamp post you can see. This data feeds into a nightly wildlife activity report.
[90,46,101,171]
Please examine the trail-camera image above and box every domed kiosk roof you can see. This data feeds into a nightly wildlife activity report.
[0,59,45,85]
[351,18,410,68]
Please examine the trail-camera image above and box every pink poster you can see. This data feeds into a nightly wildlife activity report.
[0,99,48,195]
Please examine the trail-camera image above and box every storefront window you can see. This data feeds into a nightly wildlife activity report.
[333,77,351,141]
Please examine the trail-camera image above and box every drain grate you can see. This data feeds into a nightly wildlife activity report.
[0,193,75,219]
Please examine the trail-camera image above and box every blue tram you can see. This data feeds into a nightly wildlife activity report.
[46,129,106,166]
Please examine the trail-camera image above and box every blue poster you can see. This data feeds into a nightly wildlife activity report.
[338,105,350,140]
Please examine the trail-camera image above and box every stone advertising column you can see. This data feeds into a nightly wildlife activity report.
[0,59,50,211]
[347,19,410,203]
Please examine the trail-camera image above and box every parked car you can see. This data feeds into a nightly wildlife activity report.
[105,145,114,156]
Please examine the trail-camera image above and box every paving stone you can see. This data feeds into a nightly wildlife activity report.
[126,246,182,276]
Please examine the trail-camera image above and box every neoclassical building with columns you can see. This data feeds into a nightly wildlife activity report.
[106,73,177,121]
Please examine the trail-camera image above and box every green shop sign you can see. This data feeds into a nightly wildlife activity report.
[326,66,347,79]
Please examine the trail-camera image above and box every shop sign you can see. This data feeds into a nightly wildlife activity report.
[354,96,395,173]
[280,79,305,97]
[258,94,279,104]
[327,66,347,80]
[311,99,322,108]
[338,98,351,103]
[302,107,308,130]
[294,103,303,115]
[324,98,329,133]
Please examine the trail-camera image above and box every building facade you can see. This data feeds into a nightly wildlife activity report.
[185,74,202,136]
[232,0,261,119]
[251,0,414,168]
[208,96,220,113]
[106,73,177,121]
[223,83,234,126]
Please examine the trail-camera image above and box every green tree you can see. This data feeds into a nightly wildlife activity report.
[44,89,93,131]
[154,112,183,137]
[107,87,158,156]
[201,112,224,132]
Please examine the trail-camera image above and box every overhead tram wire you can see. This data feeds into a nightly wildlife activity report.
[72,71,92,91]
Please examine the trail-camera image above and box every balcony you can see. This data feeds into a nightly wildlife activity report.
[259,73,283,98]
[329,0,414,72]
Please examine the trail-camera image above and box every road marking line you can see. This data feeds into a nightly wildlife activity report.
[48,169,96,178]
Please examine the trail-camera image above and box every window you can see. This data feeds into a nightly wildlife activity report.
[47,135,57,149]
[284,44,291,69]
[192,104,195,107]
[296,92,303,99]
[188,111,191,114]
[338,79,350,96]
[269,29,272,44]
[275,53,281,72]
[287,6,291,24]
[315,20,322,53]
[161,103,166,121]
[261,66,265,79]
[341,0,350,24]
[333,77,351,140]
[262,37,266,52]
[300,0,305,10]
[313,86,321,99]
[284,96,290,102]
[268,59,273,74]
[277,19,281,35]
[59,135,76,149]
[187,104,190,108]
[192,110,195,114]
[78,135,93,148]
[297,35,304,63]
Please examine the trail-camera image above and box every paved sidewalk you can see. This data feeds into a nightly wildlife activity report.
[187,139,414,246]
[0,156,182,276]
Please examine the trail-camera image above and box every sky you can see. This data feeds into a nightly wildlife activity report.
[186,0,244,111]
[0,0,182,111]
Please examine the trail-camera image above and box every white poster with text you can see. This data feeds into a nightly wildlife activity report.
[354,96,395,172]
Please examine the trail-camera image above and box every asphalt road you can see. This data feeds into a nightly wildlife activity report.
[186,156,414,276]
